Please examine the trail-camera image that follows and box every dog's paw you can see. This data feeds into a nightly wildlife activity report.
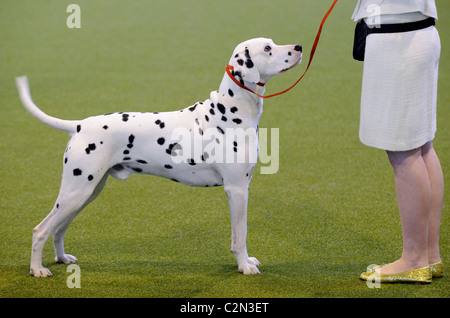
[238,257,261,275]
[30,266,53,278]
[55,254,78,264]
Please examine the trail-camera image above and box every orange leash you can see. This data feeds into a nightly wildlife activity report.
[226,0,339,99]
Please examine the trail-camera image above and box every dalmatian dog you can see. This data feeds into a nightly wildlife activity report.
[16,37,302,277]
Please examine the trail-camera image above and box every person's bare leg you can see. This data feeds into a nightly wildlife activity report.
[381,146,431,274]
[421,142,444,265]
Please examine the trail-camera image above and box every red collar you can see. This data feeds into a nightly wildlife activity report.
[225,64,267,98]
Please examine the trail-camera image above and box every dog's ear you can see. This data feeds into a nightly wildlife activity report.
[230,47,260,84]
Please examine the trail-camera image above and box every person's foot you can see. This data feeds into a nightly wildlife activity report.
[360,265,432,284]
[378,258,428,275]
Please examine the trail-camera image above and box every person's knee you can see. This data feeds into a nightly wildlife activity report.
[386,148,421,168]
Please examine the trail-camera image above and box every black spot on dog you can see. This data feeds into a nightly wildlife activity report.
[189,105,197,112]
[73,169,82,176]
[122,114,129,122]
[103,125,108,130]
[137,160,148,164]
[187,158,196,166]
[228,89,234,97]
[217,103,226,114]
[85,143,96,154]
[157,137,165,145]
[245,59,254,68]
[230,107,238,113]
[132,167,143,173]
[155,120,165,129]
[123,157,131,161]
[77,125,81,133]
[232,118,242,124]
[64,158,68,164]
[205,115,209,122]
[127,144,133,149]
[209,109,215,115]
[123,150,130,155]
[164,164,173,169]
[237,59,244,66]
[128,135,135,144]
[245,48,251,59]
[232,69,246,85]
[233,70,242,79]
[166,143,182,156]
[199,128,204,135]
[221,116,227,122]
[88,175,94,181]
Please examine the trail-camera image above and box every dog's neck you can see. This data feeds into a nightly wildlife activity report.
[218,72,264,126]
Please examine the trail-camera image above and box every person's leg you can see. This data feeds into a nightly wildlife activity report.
[421,142,444,265]
[381,146,431,274]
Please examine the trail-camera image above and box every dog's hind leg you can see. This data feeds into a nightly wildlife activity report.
[30,172,109,277]
[53,173,109,265]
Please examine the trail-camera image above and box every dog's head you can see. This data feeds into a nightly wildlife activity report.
[229,37,302,85]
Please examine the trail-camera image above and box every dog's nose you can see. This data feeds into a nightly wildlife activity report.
[294,45,302,52]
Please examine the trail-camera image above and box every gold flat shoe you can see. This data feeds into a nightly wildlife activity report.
[430,262,444,278]
[360,266,432,284]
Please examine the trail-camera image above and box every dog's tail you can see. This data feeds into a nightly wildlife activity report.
[15,76,78,135]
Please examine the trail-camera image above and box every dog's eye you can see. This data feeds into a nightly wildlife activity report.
[264,46,272,52]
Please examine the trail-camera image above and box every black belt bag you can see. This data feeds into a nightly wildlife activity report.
[353,17,436,62]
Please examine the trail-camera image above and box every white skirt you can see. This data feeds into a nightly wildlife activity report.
[360,25,441,151]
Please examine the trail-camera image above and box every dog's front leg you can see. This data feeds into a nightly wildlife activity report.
[224,185,260,274]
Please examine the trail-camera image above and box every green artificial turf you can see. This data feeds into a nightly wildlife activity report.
[0,0,449,299]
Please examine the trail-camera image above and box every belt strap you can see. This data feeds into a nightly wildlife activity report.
[367,17,435,35]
